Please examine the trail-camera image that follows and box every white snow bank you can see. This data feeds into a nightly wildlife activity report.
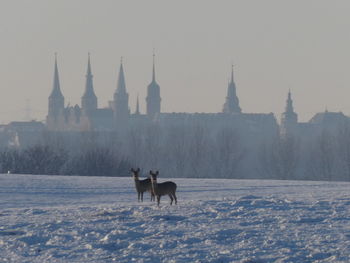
[0,174,350,262]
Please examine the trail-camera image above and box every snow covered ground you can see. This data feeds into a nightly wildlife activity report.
[0,174,350,263]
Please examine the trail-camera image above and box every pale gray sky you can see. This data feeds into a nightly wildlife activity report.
[1,0,350,123]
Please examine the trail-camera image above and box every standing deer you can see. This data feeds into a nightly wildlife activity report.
[131,168,155,202]
[149,170,177,206]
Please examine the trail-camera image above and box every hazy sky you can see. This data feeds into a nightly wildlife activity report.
[1,0,350,123]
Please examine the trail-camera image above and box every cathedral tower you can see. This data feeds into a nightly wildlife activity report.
[223,65,241,114]
[135,94,140,115]
[47,54,65,128]
[113,58,130,125]
[280,90,298,136]
[146,54,161,119]
[81,53,97,114]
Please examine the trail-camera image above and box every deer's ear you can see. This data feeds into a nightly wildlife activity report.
[149,170,152,174]
[137,168,140,172]
[156,171,159,175]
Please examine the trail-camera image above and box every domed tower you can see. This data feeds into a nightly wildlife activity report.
[223,65,241,114]
[81,53,97,114]
[146,54,161,119]
[280,90,298,136]
[112,58,130,125]
[47,54,65,129]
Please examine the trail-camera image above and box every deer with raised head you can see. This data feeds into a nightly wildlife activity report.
[149,170,177,206]
[131,168,155,202]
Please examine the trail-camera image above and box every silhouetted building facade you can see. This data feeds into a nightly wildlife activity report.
[46,55,278,136]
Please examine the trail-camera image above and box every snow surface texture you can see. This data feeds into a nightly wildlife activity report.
[0,174,350,263]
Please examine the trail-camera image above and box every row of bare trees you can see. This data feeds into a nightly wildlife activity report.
[0,125,246,178]
[260,125,350,181]
[2,123,350,181]
[125,124,245,179]
[0,144,129,177]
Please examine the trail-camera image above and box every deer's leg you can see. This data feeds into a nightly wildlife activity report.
[173,193,177,205]
[141,192,144,202]
[137,192,140,202]
[157,196,161,206]
[169,194,173,205]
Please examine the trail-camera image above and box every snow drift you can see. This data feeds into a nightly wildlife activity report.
[0,174,349,262]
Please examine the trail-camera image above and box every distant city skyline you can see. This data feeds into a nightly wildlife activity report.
[1,0,350,123]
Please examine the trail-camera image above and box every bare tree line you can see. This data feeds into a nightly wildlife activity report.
[1,123,350,181]
[260,124,350,181]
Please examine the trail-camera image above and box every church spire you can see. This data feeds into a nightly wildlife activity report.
[82,53,97,112]
[146,52,161,119]
[230,64,234,84]
[285,89,294,113]
[152,51,156,83]
[49,53,64,99]
[87,52,92,76]
[116,57,127,94]
[47,53,65,127]
[113,57,130,125]
[84,53,95,95]
[281,90,298,136]
[135,94,140,115]
[222,65,241,114]
[54,53,59,89]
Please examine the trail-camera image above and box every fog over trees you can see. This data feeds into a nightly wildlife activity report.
[1,121,350,182]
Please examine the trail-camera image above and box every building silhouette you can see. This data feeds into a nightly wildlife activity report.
[46,55,278,137]
[1,54,350,179]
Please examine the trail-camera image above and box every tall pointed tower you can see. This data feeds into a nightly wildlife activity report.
[135,94,140,115]
[47,54,65,129]
[81,53,97,114]
[280,90,298,136]
[146,53,161,119]
[113,58,130,125]
[223,65,241,114]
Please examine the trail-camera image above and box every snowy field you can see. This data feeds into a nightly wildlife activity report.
[0,174,350,263]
